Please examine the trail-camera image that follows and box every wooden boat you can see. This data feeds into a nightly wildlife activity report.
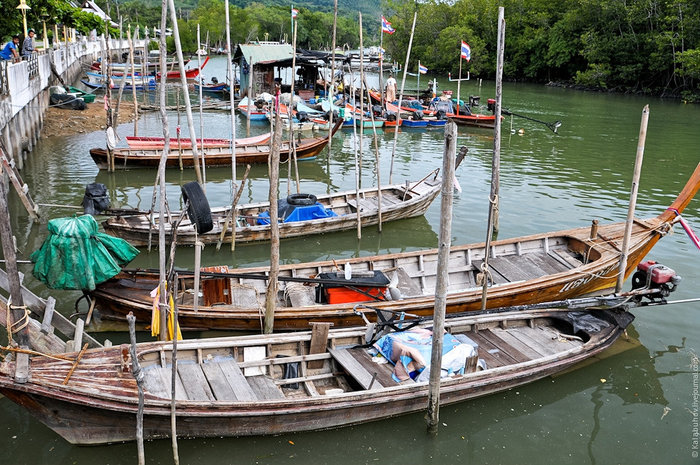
[88,119,343,169]
[103,167,447,246]
[82,72,156,91]
[194,81,230,95]
[90,163,700,331]
[67,86,96,103]
[0,301,649,445]
[124,133,271,150]
[156,56,209,79]
[448,112,499,129]
[238,97,268,120]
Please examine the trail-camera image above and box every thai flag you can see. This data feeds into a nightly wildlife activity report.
[291,7,299,19]
[382,16,395,34]
[461,41,471,61]
[418,64,428,74]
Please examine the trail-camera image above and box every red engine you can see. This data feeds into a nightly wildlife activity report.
[631,260,681,297]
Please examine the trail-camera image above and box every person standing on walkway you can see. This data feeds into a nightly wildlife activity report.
[21,29,35,59]
[1,35,20,61]
[385,73,397,103]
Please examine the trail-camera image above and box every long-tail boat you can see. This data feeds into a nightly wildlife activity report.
[90,164,700,331]
[103,165,449,246]
[0,289,672,445]
[88,118,343,169]
[124,132,271,150]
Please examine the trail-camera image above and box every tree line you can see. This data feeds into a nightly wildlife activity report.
[384,0,700,101]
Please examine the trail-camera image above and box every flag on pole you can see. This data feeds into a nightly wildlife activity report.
[418,63,428,74]
[461,41,471,61]
[291,7,299,19]
[381,16,395,34]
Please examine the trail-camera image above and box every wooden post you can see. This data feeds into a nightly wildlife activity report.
[480,8,505,311]
[246,56,253,136]
[157,1,171,343]
[491,7,505,233]
[358,14,365,186]
[426,121,457,433]
[327,0,338,154]
[196,24,206,187]
[362,74,383,232]
[348,47,361,240]
[224,0,238,251]
[264,87,283,334]
[616,105,649,293]
[388,11,417,184]
[167,0,203,185]
[113,26,132,136]
[0,174,29,364]
[129,28,139,137]
[127,313,145,465]
[289,19,300,193]
[170,274,180,465]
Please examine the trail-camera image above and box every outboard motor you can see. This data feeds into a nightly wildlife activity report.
[211,76,218,84]
[631,260,681,299]
[386,112,397,122]
[82,183,111,216]
[469,95,480,107]
[297,111,309,122]
[487,98,496,113]
[436,109,446,120]
[372,105,383,117]
[412,110,424,121]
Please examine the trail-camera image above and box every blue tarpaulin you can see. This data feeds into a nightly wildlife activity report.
[257,203,337,225]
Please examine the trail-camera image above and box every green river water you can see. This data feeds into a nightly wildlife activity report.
[1,57,699,464]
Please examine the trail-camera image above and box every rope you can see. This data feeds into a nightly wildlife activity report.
[6,298,30,335]
[475,261,493,287]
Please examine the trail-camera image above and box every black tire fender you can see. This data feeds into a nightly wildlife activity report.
[181,182,213,234]
[287,193,317,206]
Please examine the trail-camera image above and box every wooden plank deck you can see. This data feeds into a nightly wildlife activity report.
[247,375,285,400]
[329,347,386,390]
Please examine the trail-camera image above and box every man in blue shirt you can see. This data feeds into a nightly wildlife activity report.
[1,35,20,61]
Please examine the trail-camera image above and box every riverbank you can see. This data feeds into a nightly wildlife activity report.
[41,101,136,138]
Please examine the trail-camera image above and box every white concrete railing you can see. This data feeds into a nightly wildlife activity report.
[0,37,146,125]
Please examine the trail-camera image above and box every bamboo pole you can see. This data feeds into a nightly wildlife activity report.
[388,11,417,184]
[358,14,365,188]
[0,175,29,359]
[348,43,361,240]
[197,24,206,187]
[480,7,505,311]
[246,56,253,136]
[491,7,505,233]
[289,19,300,193]
[130,27,139,137]
[264,87,283,334]
[327,0,338,154]
[127,313,146,465]
[426,121,457,433]
[362,74,383,232]
[170,275,180,465]
[167,0,203,185]
[224,0,238,251]
[616,105,649,293]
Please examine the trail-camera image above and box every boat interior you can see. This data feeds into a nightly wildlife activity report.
[135,311,599,402]
[166,235,597,309]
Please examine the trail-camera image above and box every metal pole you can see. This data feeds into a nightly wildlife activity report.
[426,121,457,433]
[456,56,462,115]
[616,105,649,293]
[388,11,417,184]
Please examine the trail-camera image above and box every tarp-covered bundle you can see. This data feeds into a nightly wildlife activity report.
[30,215,139,291]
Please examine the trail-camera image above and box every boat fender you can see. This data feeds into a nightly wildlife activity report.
[287,193,317,206]
[181,182,214,234]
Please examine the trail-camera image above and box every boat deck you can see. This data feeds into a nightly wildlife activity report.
[135,318,584,402]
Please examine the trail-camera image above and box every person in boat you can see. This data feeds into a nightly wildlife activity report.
[385,73,397,103]
[1,35,20,62]
[21,29,35,59]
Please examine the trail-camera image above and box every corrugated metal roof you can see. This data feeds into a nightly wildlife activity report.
[235,43,295,66]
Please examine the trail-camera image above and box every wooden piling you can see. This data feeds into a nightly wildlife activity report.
[426,121,457,433]
[264,88,283,334]
[388,11,417,184]
[491,7,505,233]
[616,105,649,293]
[127,313,146,465]
[225,0,238,251]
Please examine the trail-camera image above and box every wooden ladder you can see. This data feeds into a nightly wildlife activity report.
[0,148,39,220]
